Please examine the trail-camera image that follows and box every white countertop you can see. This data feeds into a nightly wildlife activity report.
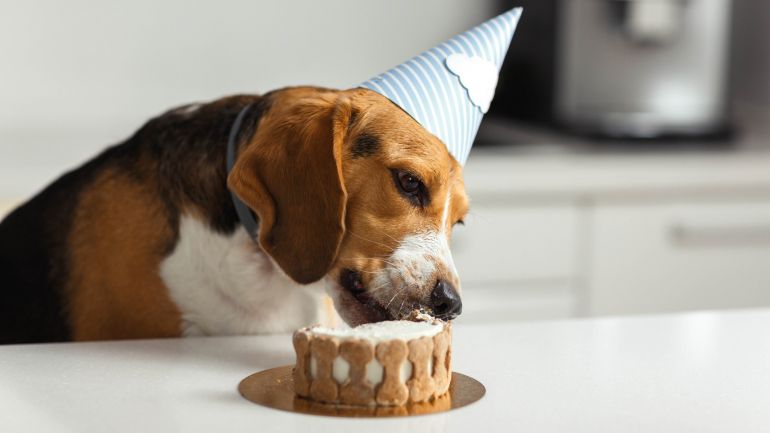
[2,309,769,433]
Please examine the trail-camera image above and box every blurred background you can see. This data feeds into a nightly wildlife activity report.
[1,0,769,323]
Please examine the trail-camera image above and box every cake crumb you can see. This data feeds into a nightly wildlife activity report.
[407,309,439,323]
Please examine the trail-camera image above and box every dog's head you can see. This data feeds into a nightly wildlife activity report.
[228,87,468,326]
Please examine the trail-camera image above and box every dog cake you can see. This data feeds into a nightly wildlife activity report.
[292,319,451,406]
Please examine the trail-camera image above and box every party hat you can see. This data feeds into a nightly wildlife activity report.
[360,7,522,165]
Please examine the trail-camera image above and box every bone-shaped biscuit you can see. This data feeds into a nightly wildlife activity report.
[432,327,452,397]
[407,336,435,402]
[339,339,375,406]
[375,339,409,405]
[292,331,311,397]
[309,336,339,403]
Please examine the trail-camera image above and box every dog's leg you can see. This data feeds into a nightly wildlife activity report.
[67,168,182,340]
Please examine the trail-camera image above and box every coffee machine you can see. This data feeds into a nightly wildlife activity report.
[494,0,733,138]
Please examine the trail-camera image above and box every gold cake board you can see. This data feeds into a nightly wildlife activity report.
[238,365,485,418]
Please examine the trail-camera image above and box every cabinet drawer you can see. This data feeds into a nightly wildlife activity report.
[456,283,575,323]
[451,204,580,285]
[588,199,770,315]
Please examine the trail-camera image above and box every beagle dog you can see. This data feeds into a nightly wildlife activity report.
[0,87,468,344]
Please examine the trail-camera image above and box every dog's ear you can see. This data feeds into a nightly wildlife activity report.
[227,91,352,284]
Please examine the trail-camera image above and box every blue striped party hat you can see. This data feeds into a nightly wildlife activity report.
[360,7,522,165]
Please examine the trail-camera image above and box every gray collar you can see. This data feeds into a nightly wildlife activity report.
[226,104,259,241]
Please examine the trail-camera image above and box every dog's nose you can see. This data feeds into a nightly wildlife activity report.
[430,280,462,320]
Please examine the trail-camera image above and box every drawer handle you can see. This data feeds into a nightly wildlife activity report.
[670,223,770,247]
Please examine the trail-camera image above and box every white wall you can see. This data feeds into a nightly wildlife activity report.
[0,0,495,199]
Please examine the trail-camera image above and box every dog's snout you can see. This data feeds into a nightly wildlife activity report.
[430,280,462,320]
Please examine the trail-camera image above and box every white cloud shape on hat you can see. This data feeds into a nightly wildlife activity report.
[445,53,499,113]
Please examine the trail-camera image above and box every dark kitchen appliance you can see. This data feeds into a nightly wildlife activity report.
[493,0,733,139]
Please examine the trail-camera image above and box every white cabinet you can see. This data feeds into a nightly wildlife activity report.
[455,150,770,322]
[452,204,580,285]
[450,200,582,322]
[587,198,770,315]
[456,283,576,323]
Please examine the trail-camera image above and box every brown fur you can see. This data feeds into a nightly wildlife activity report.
[228,89,352,284]
[67,169,182,340]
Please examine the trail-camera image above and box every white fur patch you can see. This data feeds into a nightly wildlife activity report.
[365,186,460,315]
[399,231,456,281]
[369,229,459,307]
[159,215,332,336]
[440,189,459,277]
[170,103,201,117]
[445,53,498,113]
[441,188,452,232]
[182,104,201,114]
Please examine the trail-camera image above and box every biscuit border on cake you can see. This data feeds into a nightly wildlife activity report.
[292,321,452,406]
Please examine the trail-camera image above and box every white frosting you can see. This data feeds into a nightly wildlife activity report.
[309,357,418,385]
[366,359,384,384]
[304,320,445,385]
[332,357,350,384]
[400,360,412,383]
[305,320,443,343]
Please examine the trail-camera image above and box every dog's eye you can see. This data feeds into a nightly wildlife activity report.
[392,169,428,207]
[454,219,465,226]
[399,172,420,193]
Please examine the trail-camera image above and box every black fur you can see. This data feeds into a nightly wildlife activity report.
[0,94,269,344]
[144,95,268,236]
[351,133,380,158]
